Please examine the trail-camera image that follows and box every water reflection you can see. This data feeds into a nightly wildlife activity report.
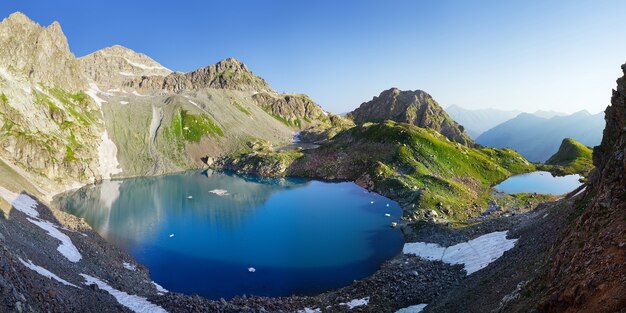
[53,171,403,299]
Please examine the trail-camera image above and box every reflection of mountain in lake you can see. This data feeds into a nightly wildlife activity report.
[53,171,309,244]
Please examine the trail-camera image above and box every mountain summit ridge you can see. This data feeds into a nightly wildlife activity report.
[0,11,85,91]
[349,88,474,146]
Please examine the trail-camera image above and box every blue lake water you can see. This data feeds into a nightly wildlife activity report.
[494,171,582,195]
[54,170,404,299]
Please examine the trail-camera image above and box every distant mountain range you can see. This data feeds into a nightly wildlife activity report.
[445,105,522,138]
[475,110,605,162]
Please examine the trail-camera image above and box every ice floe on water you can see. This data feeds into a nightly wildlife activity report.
[80,274,168,313]
[19,258,78,287]
[0,188,82,262]
[27,218,82,263]
[341,297,369,309]
[209,189,229,196]
[395,304,427,313]
[403,231,517,275]
[248,267,256,273]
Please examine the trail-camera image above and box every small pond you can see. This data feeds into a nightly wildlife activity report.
[494,171,582,195]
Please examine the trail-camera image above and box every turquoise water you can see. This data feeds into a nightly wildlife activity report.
[494,171,582,195]
[54,170,403,299]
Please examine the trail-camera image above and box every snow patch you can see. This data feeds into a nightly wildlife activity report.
[86,82,107,108]
[342,297,369,309]
[395,304,427,313]
[152,281,168,294]
[19,258,78,287]
[0,67,31,93]
[123,58,170,71]
[403,231,517,275]
[119,71,135,76]
[209,189,229,196]
[123,262,136,271]
[298,308,321,313]
[0,187,82,262]
[98,130,123,179]
[27,218,82,263]
[120,101,129,105]
[132,90,147,97]
[80,274,168,313]
[0,187,39,217]
[572,186,586,197]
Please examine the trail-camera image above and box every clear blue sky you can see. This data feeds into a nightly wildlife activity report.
[1,0,624,114]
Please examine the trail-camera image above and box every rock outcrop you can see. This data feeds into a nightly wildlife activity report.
[350,88,474,146]
[126,58,273,93]
[0,13,104,191]
[538,64,626,312]
[0,12,85,91]
[79,45,171,90]
[252,92,329,129]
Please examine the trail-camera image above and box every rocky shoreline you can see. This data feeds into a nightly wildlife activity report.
[0,177,570,312]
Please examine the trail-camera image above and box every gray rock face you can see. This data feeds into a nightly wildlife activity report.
[0,12,85,91]
[252,92,329,129]
[125,58,274,93]
[350,88,474,146]
[79,45,171,90]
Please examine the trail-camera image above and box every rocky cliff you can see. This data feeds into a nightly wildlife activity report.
[0,12,85,91]
[79,45,171,90]
[251,92,329,129]
[537,65,626,312]
[125,57,273,93]
[349,88,474,146]
[0,13,105,193]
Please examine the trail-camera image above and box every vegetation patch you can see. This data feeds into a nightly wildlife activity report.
[165,109,224,149]
[540,138,594,176]
[231,100,252,116]
[218,120,535,220]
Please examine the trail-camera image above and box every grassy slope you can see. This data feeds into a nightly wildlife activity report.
[221,121,535,219]
[542,138,594,176]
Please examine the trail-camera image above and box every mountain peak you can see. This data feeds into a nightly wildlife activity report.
[0,11,85,91]
[125,57,274,93]
[5,11,33,25]
[79,44,171,89]
[350,88,474,146]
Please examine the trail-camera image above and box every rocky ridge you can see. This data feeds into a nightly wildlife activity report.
[125,57,274,93]
[537,64,626,312]
[0,12,85,91]
[349,88,474,146]
[79,45,172,90]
